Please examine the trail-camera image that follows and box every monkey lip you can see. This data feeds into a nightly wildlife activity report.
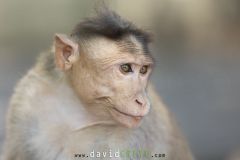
[111,107,143,120]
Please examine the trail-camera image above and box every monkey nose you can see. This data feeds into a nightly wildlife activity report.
[135,98,145,107]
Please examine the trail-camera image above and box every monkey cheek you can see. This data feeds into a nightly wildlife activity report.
[109,109,143,128]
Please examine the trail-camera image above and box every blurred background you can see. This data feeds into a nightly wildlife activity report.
[0,0,240,159]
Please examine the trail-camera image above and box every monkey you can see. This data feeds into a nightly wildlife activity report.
[1,9,194,160]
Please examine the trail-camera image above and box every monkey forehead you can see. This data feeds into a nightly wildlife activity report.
[81,36,118,59]
[81,35,150,59]
[117,35,145,54]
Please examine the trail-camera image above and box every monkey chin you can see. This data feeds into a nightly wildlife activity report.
[110,108,143,128]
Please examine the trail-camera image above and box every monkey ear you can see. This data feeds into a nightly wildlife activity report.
[54,34,79,70]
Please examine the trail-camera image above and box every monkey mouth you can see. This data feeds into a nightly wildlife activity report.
[111,107,143,120]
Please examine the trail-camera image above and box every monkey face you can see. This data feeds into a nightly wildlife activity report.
[64,36,153,128]
[104,57,153,128]
[86,38,153,128]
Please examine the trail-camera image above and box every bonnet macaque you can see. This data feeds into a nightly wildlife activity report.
[1,9,193,160]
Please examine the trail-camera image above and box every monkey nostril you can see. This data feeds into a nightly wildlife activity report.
[135,99,143,106]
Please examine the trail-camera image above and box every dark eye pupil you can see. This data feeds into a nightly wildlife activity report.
[123,65,129,71]
[120,64,132,73]
[140,66,148,74]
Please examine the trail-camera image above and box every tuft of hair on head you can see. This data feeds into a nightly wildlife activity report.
[70,7,152,45]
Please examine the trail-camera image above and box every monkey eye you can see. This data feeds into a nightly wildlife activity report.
[140,65,148,74]
[120,63,133,73]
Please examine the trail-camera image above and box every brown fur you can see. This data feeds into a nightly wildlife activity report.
[1,10,193,160]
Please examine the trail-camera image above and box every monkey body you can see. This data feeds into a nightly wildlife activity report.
[2,60,192,160]
[1,9,193,160]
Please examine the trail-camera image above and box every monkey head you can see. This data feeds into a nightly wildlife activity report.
[54,11,153,128]
[54,34,153,128]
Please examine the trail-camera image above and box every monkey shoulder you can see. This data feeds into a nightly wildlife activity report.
[5,67,74,159]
